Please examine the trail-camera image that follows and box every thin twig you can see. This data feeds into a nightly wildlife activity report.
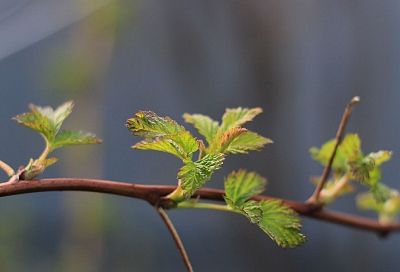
[156,207,194,272]
[0,178,399,235]
[0,160,14,177]
[309,96,360,204]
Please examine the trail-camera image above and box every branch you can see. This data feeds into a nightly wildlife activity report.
[156,207,193,272]
[0,178,399,236]
[309,96,360,204]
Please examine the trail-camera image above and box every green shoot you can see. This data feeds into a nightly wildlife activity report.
[127,107,272,202]
[13,101,102,179]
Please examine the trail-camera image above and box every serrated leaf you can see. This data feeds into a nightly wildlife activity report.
[229,199,305,248]
[224,170,267,207]
[222,131,272,154]
[310,134,362,174]
[179,153,224,197]
[370,183,392,203]
[357,192,382,212]
[357,187,400,224]
[241,200,263,223]
[52,130,102,150]
[127,111,198,161]
[51,101,74,133]
[134,131,198,161]
[220,107,263,133]
[366,151,392,166]
[126,111,185,138]
[13,101,75,142]
[258,200,306,248]
[183,113,219,145]
[349,158,375,183]
[218,127,248,153]
[14,107,56,141]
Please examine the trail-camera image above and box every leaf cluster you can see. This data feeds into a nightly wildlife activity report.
[126,108,306,247]
[224,170,305,248]
[13,101,101,179]
[127,108,272,201]
[311,133,400,222]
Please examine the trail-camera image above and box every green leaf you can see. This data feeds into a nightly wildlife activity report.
[222,131,272,154]
[52,130,102,150]
[310,133,362,174]
[51,101,74,133]
[128,111,198,161]
[350,151,392,185]
[224,171,305,248]
[13,101,74,142]
[224,170,267,207]
[258,200,306,248]
[134,131,198,161]
[229,198,305,248]
[220,107,263,133]
[241,200,263,224]
[357,186,400,224]
[366,151,392,166]
[218,127,248,153]
[183,113,219,145]
[14,101,102,180]
[126,111,185,138]
[348,158,375,183]
[178,153,225,197]
[357,192,382,212]
[370,183,392,203]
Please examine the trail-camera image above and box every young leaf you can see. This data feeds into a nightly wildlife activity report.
[221,131,272,154]
[52,130,101,150]
[218,127,248,153]
[220,107,263,133]
[224,171,305,248]
[357,192,382,213]
[14,101,102,179]
[310,133,362,174]
[224,170,267,207]
[258,200,306,248]
[126,111,185,138]
[357,187,400,224]
[366,151,392,166]
[183,113,219,145]
[14,104,59,141]
[178,153,225,198]
[241,200,263,223]
[227,198,305,248]
[127,111,198,161]
[134,131,198,161]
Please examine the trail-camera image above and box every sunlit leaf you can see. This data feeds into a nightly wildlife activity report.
[224,170,267,207]
[134,131,198,161]
[220,107,263,133]
[222,131,272,154]
[258,200,306,248]
[183,113,219,145]
[179,153,225,197]
[126,111,185,138]
[53,130,102,150]
[310,134,362,174]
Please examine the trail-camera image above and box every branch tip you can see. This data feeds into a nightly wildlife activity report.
[310,95,360,204]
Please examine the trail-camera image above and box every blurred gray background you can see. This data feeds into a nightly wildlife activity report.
[0,0,400,271]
